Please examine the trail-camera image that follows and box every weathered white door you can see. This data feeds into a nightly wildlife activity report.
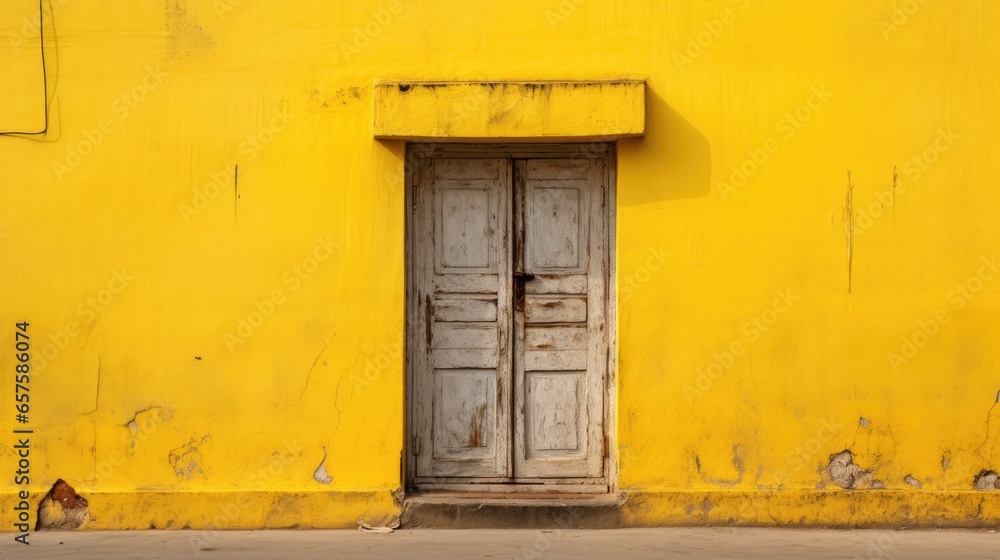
[512,158,607,479]
[411,157,513,479]
[408,146,610,488]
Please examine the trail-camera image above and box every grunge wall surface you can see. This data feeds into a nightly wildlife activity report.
[1,0,999,530]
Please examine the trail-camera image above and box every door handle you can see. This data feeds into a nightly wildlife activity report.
[514,272,535,282]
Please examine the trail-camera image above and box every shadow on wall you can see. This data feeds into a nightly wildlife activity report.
[373,87,711,206]
[618,88,711,206]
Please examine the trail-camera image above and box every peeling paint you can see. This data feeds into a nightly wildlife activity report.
[827,450,877,489]
[168,435,210,481]
[905,475,923,488]
[313,447,333,485]
[972,469,1000,490]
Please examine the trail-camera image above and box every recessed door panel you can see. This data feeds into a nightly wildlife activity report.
[435,183,498,273]
[432,370,496,461]
[526,372,586,454]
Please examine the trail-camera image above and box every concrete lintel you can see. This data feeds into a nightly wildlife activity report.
[373,80,645,141]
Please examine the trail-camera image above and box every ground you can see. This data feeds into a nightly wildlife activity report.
[5,528,1000,559]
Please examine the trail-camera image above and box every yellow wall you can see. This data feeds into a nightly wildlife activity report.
[1,0,999,529]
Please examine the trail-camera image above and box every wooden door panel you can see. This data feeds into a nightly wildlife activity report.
[431,369,498,474]
[527,186,586,271]
[524,350,588,371]
[432,323,499,349]
[432,348,500,369]
[433,275,500,294]
[524,296,588,323]
[525,158,592,179]
[526,371,586,454]
[413,157,511,480]
[432,298,498,322]
[514,158,607,479]
[527,274,588,294]
[434,180,499,274]
[524,325,588,350]
[435,157,502,179]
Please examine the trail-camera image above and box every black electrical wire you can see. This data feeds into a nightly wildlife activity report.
[0,0,50,136]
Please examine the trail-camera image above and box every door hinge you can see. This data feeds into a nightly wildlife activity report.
[413,435,420,456]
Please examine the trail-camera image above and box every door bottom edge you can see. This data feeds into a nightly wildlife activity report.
[409,482,611,495]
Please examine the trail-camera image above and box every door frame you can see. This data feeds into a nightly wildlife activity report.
[403,142,618,494]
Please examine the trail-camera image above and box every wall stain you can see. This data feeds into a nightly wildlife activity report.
[165,0,214,60]
[696,445,745,488]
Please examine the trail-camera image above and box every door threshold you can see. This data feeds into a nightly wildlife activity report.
[410,482,609,494]
[401,490,625,528]
[406,490,622,507]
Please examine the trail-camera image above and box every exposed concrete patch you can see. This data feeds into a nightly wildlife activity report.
[859,417,870,428]
[827,450,877,489]
[313,446,333,485]
[168,435,210,481]
[36,480,89,530]
[973,469,1000,490]
[905,475,923,488]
